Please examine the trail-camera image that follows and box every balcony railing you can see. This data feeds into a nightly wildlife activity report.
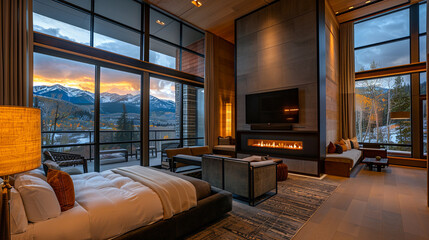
[41,129,204,160]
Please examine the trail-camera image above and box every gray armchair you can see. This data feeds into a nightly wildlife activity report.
[202,155,277,206]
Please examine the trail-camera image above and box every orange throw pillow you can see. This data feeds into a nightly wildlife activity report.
[327,142,336,153]
[335,140,347,152]
[47,169,75,212]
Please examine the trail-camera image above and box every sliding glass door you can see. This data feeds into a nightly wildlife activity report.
[149,76,180,167]
[33,52,96,172]
[99,67,141,171]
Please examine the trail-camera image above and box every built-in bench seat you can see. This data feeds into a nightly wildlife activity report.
[325,149,362,177]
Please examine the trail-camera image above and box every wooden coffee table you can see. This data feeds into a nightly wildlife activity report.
[362,157,389,172]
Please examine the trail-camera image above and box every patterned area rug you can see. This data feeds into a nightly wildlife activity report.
[187,175,339,240]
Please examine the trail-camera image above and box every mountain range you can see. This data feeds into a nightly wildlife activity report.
[33,84,175,113]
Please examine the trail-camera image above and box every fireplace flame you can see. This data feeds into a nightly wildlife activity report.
[248,139,303,150]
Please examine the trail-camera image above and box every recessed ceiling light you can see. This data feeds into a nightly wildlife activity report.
[335,11,339,14]
[191,0,202,7]
[348,6,354,10]
[156,20,165,26]
[365,0,371,3]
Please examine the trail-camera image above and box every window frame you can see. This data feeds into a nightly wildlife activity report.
[354,7,411,72]
[33,0,206,170]
[354,2,427,158]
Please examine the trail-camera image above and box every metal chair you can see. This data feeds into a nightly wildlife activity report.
[43,151,88,173]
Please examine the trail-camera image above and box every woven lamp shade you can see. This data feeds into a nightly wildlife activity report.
[0,106,41,176]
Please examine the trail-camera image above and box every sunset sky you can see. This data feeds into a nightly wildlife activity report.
[33,13,176,101]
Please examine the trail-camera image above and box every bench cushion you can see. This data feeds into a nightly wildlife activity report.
[166,148,192,158]
[189,146,211,156]
[326,149,362,167]
[173,154,202,165]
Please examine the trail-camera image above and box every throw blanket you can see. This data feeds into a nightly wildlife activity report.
[112,166,197,219]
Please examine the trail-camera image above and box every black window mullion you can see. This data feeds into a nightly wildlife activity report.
[180,83,184,147]
[144,3,150,62]
[354,36,410,51]
[94,65,100,172]
[179,23,183,71]
[90,0,94,47]
[140,2,144,61]
[410,4,419,63]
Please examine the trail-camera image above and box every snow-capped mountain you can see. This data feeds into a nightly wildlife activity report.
[33,84,175,113]
[34,84,94,105]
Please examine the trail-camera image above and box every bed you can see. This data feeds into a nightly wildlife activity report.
[11,166,232,240]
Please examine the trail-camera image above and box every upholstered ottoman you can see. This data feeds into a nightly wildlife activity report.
[277,163,288,181]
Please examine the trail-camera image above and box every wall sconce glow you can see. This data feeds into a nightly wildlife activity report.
[225,103,232,136]
[156,20,165,26]
[191,0,202,7]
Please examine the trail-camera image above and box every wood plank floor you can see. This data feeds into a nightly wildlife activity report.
[293,164,429,240]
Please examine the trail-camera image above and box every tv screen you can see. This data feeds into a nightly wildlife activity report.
[246,88,299,124]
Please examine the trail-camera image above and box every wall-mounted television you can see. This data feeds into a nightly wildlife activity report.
[246,88,299,124]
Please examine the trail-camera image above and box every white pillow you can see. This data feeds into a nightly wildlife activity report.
[10,188,28,234]
[15,174,61,222]
[15,169,47,181]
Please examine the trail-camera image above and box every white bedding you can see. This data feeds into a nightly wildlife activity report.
[12,202,91,240]
[112,166,197,219]
[13,170,164,240]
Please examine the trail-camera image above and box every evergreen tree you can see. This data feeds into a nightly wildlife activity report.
[390,76,411,146]
[115,104,134,149]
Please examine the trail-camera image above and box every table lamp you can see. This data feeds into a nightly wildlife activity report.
[0,106,41,240]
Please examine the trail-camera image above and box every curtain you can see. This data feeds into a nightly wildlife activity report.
[339,22,356,139]
[0,0,33,107]
[204,32,216,150]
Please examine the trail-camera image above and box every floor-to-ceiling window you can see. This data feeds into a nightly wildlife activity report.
[33,52,96,171]
[32,0,205,171]
[419,3,427,157]
[354,2,426,158]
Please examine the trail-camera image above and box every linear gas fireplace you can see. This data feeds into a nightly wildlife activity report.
[247,139,303,150]
[237,131,319,159]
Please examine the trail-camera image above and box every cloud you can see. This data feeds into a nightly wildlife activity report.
[33,13,90,45]
[150,78,176,101]
[34,25,77,42]
[355,9,409,47]
[355,40,409,71]
[94,36,140,60]
[34,53,176,100]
